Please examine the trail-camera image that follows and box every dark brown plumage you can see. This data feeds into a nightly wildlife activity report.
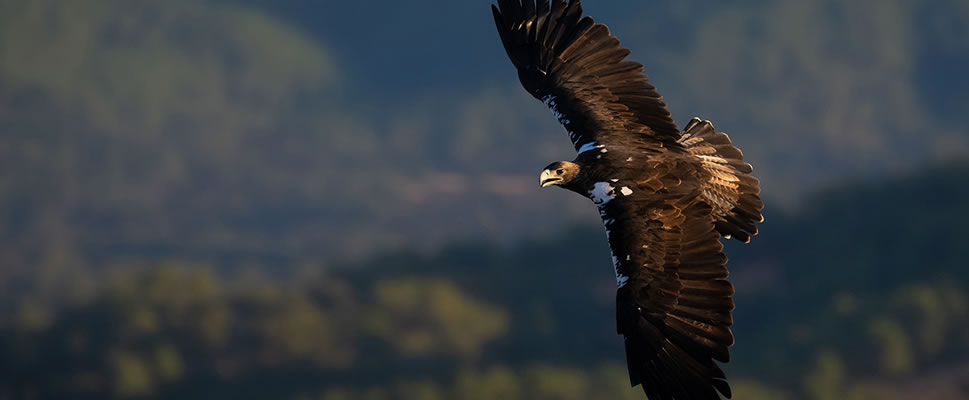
[492,1,765,399]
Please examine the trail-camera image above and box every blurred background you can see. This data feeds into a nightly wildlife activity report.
[1,0,968,399]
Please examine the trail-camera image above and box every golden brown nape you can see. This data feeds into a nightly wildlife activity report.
[539,161,580,188]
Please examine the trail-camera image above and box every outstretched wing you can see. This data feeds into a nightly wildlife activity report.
[679,118,765,243]
[492,0,681,152]
[598,158,735,399]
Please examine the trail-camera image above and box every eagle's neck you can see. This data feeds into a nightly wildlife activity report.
[561,158,601,196]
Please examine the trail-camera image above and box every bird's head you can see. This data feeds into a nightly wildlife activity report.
[540,161,580,188]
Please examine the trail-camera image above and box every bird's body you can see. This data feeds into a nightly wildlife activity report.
[492,1,764,399]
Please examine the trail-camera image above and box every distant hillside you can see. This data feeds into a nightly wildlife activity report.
[3,163,967,399]
[337,162,969,391]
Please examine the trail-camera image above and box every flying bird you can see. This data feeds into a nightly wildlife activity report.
[492,1,764,398]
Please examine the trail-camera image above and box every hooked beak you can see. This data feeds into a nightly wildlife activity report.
[540,170,561,187]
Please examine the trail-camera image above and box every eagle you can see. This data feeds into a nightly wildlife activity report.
[492,1,764,399]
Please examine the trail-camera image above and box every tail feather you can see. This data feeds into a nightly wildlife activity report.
[679,117,764,242]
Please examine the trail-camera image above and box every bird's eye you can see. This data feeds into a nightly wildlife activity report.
[556,168,564,175]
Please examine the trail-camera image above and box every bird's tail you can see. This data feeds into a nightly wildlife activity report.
[678,118,764,243]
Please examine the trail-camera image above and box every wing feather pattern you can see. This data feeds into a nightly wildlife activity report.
[601,158,735,399]
[678,118,765,242]
[492,0,681,151]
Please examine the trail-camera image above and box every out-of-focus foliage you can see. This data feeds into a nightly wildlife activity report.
[0,0,347,300]
[366,278,508,358]
[2,165,969,399]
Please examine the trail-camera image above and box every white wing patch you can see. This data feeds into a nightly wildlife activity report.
[597,185,634,288]
[600,208,629,288]
[590,182,615,204]
[616,273,629,288]
[577,142,604,154]
[541,94,576,142]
